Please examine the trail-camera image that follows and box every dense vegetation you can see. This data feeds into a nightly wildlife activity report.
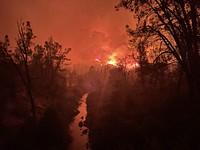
[85,65,200,150]
[0,21,83,150]
[83,1,200,149]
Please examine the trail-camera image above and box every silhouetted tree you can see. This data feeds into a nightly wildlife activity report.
[116,0,200,98]
[16,21,37,119]
[33,37,71,98]
[0,21,36,120]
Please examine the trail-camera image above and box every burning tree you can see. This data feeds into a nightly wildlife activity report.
[116,0,200,98]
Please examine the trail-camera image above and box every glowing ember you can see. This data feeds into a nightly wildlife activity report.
[95,58,101,62]
[126,62,140,70]
[135,62,140,67]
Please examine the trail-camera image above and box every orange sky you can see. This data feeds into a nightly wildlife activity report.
[0,0,135,64]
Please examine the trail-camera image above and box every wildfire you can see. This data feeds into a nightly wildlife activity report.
[94,52,139,70]
[126,62,140,70]
[107,53,117,66]
[107,59,117,66]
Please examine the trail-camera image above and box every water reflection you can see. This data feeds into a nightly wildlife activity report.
[69,93,89,150]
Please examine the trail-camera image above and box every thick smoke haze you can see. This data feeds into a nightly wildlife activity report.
[0,0,134,63]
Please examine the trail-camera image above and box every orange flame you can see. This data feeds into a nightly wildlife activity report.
[95,52,139,69]
[107,53,117,66]
[107,59,117,66]
[126,62,140,70]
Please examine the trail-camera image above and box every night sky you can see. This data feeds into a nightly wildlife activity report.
[0,0,134,63]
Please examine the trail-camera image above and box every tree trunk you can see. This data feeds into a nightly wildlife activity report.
[176,68,183,93]
[186,73,200,101]
[28,88,36,119]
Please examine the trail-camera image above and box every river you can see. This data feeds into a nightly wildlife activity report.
[68,93,89,150]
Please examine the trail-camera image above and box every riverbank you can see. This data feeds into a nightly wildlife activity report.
[69,93,89,150]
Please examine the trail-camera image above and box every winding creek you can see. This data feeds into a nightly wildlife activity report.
[69,93,89,150]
